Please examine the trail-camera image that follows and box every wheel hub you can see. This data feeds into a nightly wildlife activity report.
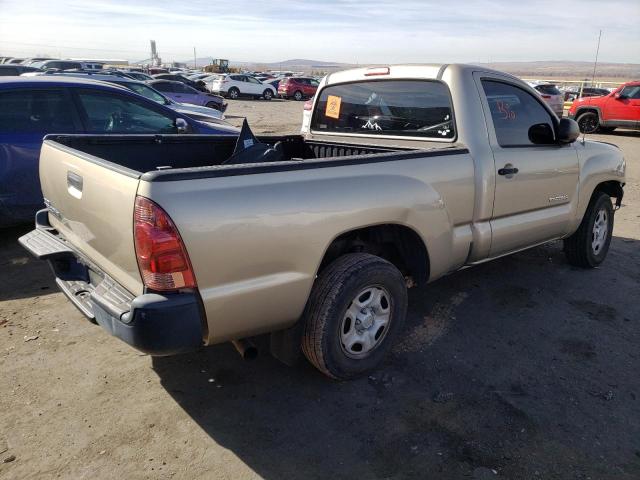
[340,286,392,358]
[357,308,375,331]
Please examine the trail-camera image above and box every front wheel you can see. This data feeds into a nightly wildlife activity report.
[301,253,408,380]
[564,192,614,268]
[576,111,599,134]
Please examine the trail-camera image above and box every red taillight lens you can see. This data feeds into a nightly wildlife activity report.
[303,98,313,111]
[541,94,551,99]
[134,196,196,291]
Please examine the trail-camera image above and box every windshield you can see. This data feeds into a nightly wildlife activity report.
[118,82,169,105]
[311,79,455,139]
[534,84,561,95]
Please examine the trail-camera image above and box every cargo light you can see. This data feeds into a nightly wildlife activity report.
[364,67,390,76]
[134,196,196,291]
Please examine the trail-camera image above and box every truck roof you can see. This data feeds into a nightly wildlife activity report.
[324,63,519,85]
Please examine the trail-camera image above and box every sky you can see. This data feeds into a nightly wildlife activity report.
[1,0,639,65]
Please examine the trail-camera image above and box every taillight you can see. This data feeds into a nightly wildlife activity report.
[134,196,196,291]
[541,94,551,99]
[304,98,313,111]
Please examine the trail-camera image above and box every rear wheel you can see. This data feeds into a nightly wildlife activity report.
[564,192,614,268]
[293,90,303,101]
[576,111,599,133]
[301,253,408,380]
[263,89,273,100]
[227,87,240,100]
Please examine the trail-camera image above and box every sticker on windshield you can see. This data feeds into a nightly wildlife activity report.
[325,95,342,119]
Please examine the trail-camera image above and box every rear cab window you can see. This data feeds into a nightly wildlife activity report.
[311,80,455,140]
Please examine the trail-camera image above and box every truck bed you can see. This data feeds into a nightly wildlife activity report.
[47,134,422,178]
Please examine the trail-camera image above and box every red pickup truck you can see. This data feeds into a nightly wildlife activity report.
[568,81,640,133]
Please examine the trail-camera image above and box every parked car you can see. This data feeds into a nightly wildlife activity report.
[148,79,227,111]
[147,68,169,75]
[19,64,625,380]
[20,58,52,65]
[568,81,640,133]
[6,58,25,64]
[563,86,612,102]
[29,59,88,71]
[48,71,227,119]
[208,74,277,100]
[0,76,238,226]
[0,65,41,76]
[120,71,153,81]
[528,82,564,117]
[152,73,207,92]
[278,77,319,100]
[265,78,281,92]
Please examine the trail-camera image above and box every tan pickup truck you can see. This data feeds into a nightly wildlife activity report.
[20,64,625,380]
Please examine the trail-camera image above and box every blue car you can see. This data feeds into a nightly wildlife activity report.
[0,77,238,227]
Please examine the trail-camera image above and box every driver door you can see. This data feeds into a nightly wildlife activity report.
[476,75,580,257]
[603,85,640,127]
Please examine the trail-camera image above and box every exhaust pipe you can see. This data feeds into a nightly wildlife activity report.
[231,339,258,360]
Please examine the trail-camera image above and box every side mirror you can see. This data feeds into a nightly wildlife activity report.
[614,92,625,100]
[557,118,580,144]
[175,118,189,134]
[528,123,555,144]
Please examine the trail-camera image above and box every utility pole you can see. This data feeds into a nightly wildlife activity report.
[193,47,197,69]
[591,30,602,86]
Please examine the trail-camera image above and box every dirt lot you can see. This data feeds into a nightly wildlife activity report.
[1,98,639,480]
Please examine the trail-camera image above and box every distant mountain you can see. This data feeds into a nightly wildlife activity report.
[167,57,639,80]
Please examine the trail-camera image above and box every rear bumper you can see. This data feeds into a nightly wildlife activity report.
[19,211,205,356]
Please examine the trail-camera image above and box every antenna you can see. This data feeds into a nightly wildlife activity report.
[591,30,602,86]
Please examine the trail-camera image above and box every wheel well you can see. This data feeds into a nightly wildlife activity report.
[575,107,600,120]
[593,180,624,207]
[318,224,430,285]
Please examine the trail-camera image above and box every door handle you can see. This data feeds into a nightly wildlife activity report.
[498,166,519,176]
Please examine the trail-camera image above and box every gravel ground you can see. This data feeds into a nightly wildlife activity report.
[1,99,639,480]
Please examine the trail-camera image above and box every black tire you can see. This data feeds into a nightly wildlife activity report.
[301,253,408,380]
[263,89,273,101]
[227,87,240,100]
[564,192,613,268]
[576,111,599,134]
[293,90,303,101]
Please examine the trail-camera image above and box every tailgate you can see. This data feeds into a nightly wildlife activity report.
[39,139,144,296]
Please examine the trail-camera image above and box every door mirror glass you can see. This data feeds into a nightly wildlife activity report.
[614,92,624,99]
[557,118,580,144]
[175,117,189,133]
[528,123,555,144]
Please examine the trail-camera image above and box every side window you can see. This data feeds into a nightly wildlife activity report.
[481,80,555,147]
[0,89,77,134]
[153,82,174,93]
[620,85,640,99]
[247,77,260,84]
[0,67,18,76]
[76,90,178,134]
[230,75,242,81]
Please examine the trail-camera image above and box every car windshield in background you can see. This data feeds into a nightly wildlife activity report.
[311,80,455,139]
[121,82,169,105]
[534,84,561,95]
